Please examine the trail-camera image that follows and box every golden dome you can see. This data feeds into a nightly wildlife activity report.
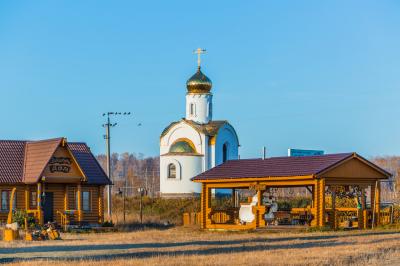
[186,67,212,93]
[170,140,196,153]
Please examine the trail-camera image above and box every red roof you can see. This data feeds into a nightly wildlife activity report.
[0,138,110,185]
[67,142,110,185]
[23,138,63,183]
[192,153,389,181]
[0,140,26,183]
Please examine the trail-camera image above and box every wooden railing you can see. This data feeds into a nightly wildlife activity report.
[56,210,79,231]
[185,206,400,229]
[380,206,396,225]
[56,210,68,231]
[210,208,239,224]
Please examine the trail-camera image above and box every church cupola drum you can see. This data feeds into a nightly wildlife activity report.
[159,49,240,197]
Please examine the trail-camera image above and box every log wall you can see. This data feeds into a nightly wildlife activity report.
[0,183,104,225]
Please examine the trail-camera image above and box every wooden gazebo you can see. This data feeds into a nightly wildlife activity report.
[192,153,391,230]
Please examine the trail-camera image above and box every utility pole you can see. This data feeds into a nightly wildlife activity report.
[102,112,131,221]
[123,176,127,223]
[138,187,145,224]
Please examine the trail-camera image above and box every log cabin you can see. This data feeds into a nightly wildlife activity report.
[0,137,111,227]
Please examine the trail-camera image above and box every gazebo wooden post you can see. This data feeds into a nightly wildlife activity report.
[331,191,337,230]
[201,183,211,229]
[317,178,326,227]
[311,181,318,227]
[370,183,375,227]
[358,188,366,229]
[362,189,368,228]
[232,188,236,207]
[370,181,381,227]
[256,189,265,228]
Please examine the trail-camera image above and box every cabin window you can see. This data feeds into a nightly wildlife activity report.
[75,190,91,211]
[30,191,37,209]
[168,163,176,178]
[1,190,16,211]
[1,191,9,211]
[82,191,91,211]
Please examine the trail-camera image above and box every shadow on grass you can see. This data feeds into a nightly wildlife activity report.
[0,230,398,263]
[115,222,175,232]
[1,240,347,263]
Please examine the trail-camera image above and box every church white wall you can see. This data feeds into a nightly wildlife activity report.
[186,93,212,124]
[160,155,203,194]
[214,124,239,166]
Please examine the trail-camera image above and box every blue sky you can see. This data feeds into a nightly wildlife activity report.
[0,1,399,158]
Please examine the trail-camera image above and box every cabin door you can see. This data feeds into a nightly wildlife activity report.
[43,192,54,223]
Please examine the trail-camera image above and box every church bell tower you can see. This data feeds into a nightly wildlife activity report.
[185,48,213,124]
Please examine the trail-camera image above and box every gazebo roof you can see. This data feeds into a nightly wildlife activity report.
[192,153,391,181]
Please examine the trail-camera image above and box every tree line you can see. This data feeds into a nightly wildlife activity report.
[96,153,160,197]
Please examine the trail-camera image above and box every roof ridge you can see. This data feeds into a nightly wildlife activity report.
[192,152,369,181]
[26,137,64,144]
[227,152,355,161]
[0,140,28,143]
[0,137,65,143]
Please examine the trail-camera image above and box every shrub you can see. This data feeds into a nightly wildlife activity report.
[12,210,36,229]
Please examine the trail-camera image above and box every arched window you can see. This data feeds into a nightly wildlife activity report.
[168,163,176,178]
[223,143,228,163]
[190,103,195,116]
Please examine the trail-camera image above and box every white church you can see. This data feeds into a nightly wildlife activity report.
[160,50,239,197]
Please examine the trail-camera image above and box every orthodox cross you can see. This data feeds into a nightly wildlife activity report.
[194,48,206,68]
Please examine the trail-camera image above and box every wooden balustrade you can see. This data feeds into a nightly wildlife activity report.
[56,210,68,231]
[210,208,239,224]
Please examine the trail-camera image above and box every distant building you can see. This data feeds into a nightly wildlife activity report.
[159,52,239,197]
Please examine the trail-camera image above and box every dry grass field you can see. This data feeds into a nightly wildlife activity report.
[0,227,399,266]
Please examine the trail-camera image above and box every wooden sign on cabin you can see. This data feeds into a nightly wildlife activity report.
[48,157,72,173]
[42,147,84,182]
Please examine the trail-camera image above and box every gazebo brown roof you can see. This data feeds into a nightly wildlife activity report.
[193,152,391,231]
[192,153,391,181]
